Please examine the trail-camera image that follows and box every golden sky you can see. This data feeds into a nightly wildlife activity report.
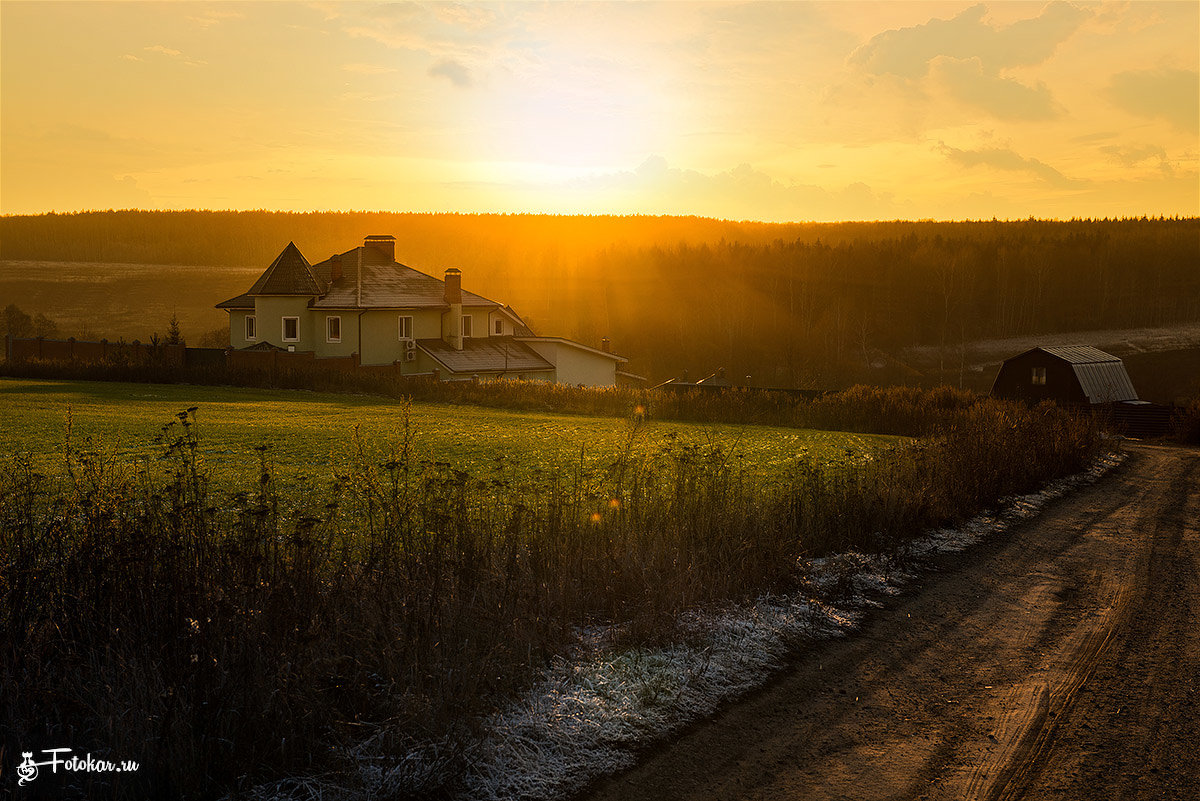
[2,1,1196,221]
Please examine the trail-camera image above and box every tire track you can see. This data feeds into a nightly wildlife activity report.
[581,444,1200,801]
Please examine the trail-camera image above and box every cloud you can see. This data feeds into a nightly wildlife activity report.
[121,54,143,63]
[141,43,205,67]
[1100,144,1167,167]
[187,10,244,29]
[341,63,397,75]
[937,144,1083,188]
[428,58,473,88]
[850,2,1091,78]
[1106,68,1199,134]
[1100,143,1177,175]
[930,56,1060,120]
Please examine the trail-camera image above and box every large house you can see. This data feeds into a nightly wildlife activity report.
[216,235,633,386]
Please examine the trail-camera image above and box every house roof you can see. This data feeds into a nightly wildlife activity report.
[417,337,554,374]
[247,242,327,296]
[515,336,627,363]
[215,292,256,310]
[218,241,504,311]
[696,370,731,386]
[308,247,500,309]
[239,340,287,352]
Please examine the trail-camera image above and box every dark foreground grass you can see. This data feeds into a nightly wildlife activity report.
[0,387,1101,800]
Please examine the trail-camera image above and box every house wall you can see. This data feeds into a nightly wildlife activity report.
[488,310,514,337]
[522,340,618,386]
[227,309,255,348]
[253,297,316,352]
[359,308,442,367]
[310,311,360,360]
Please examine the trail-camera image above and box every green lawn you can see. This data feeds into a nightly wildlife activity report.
[0,378,900,497]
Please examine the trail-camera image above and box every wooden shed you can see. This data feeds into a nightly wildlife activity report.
[991,346,1138,405]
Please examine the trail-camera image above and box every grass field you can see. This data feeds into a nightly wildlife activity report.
[0,378,899,497]
[0,260,258,341]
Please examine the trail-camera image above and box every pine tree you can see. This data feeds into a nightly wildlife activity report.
[165,310,185,346]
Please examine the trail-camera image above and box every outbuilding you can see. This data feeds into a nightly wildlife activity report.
[991,346,1138,405]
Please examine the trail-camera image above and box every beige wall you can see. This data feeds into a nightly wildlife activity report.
[522,340,618,386]
[359,308,442,368]
[227,309,254,347]
[251,297,315,351]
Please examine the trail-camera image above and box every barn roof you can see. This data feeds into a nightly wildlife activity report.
[417,337,553,374]
[1070,362,1138,403]
[1037,345,1123,365]
[1009,345,1138,403]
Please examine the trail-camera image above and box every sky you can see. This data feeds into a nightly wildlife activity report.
[1,1,1197,221]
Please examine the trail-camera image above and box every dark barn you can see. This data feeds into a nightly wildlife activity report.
[991,346,1138,406]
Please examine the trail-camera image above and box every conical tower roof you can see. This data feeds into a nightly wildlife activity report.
[246,242,326,296]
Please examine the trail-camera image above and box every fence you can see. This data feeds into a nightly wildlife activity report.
[6,335,185,366]
[4,335,420,379]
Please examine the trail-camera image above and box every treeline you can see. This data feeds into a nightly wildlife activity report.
[2,211,1196,385]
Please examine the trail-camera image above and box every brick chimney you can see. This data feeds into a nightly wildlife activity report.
[443,267,462,304]
[445,268,463,350]
[363,234,395,265]
[601,337,611,353]
[330,254,343,282]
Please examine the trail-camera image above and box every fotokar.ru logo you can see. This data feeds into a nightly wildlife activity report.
[14,748,140,786]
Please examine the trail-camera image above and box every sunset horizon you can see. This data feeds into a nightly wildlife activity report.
[2,1,1197,222]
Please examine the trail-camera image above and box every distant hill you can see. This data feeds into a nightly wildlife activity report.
[2,212,1197,386]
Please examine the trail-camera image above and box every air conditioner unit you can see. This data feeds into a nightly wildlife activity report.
[404,339,416,352]
[404,349,417,362]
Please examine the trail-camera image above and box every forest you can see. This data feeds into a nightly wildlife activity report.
[2,211,1197,386]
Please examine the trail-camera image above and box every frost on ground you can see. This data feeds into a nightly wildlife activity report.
[233,452,1124,801]
[460,451,1125,801]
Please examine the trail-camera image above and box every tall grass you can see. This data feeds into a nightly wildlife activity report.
[0,389,1100,799]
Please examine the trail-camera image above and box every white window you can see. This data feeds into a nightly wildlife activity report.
[282,317,300,342]
[1032,366,1046,386]
[326,315,341,343]
[245,315,257,341]
[461,315,473,338]
[398,315,413,340]
[494,319,503,335]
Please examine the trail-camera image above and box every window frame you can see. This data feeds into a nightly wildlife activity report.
[461,314,473,338]
[245,315,257,341]
[326,315,342,344]
[494,319,503,335]
[1031,366,1047,386]
[398,315,414,341]
[282,316,300,343]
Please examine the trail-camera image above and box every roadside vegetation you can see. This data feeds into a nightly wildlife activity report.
[0,382,1102,799]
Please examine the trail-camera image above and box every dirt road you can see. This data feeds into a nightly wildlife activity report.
[582,443,1200,801]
